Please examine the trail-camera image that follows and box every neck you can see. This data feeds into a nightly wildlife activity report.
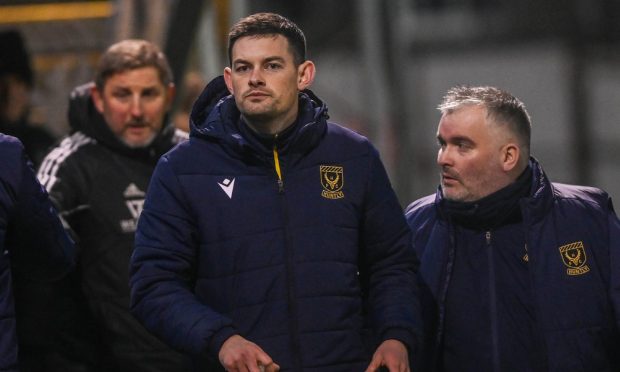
[506,162,528,184]
[243,117,290,135]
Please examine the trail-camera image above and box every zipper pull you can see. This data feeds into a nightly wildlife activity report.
[485,231,491,245]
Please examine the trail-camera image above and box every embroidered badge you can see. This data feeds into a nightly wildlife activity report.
[559,241,590,276]
[320,165,344,199]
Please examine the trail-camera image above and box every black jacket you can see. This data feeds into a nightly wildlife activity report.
[34,83,190,371]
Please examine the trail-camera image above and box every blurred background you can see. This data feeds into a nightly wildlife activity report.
[1,0,619,205]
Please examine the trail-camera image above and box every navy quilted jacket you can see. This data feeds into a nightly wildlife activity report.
[0,134,74,372]
[130,77,421,371]
[405,158,620,371]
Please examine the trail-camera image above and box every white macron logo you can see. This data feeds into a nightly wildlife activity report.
[218,178,235,199]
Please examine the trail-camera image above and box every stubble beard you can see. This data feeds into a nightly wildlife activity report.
[121,130,157,149]
[240,102,281,133]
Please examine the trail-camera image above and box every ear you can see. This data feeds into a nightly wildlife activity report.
[501,143,520,172]
[91,85,105,114]
[297,60,315,90]
[223,67,234,94]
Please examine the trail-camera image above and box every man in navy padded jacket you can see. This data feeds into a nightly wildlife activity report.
[0,134,74,372]
[405,85,620,372]
[130,12,420,372]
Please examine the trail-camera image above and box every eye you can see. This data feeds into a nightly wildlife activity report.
[455,141,472,151]
[234,65,249,73]
[112,90,131,100]
[142,88,160,98]
[266,62,282,70]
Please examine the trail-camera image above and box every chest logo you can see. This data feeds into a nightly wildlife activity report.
[218,178,235,199]
[123,183,145,198]
[559,241,590,276]
[320,165,344,199]
[121,183,146,233]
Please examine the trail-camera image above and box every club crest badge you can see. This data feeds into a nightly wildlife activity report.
[320,165,344,199]
[559,241,590,276]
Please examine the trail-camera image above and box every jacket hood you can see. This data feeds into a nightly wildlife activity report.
[68,82,177,162]
[189,75,329,161]
[520,156,555,223]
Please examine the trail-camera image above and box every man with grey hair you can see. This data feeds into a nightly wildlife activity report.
[406,86,620,371]
[34,39,190,371]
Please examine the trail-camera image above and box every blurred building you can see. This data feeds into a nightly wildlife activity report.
[1,0,619,203]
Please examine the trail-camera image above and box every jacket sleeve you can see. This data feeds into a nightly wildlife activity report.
[129,156,237,360]
[607,197,620,330]
[6,140,75,280]
[36,141,90,244]
[359,147,422,354]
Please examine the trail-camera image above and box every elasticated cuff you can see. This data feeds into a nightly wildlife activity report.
[382,327,418,355]
[206,326,238,361]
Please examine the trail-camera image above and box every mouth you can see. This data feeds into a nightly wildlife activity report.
[441,172,459,185]
[245,90,270,99]
[126,123,149,133]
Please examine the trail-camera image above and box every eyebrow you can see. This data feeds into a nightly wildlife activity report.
[437,134,474,145]
[110,85,160,92]
[264,56,285,63]
[233,56,286,65]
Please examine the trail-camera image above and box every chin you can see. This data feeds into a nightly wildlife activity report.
[243,110,274,121]
[443,191,467,202]
[122,134,156,148]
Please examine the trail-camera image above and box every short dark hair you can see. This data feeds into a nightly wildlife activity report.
[228,12,307,66]
[95,39,173,90]
[438,85,532,156]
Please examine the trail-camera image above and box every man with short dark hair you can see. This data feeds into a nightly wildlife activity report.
[130,13,420,372]
[0,30,55,166]
[36,39,190,371]
[406,85,620,371]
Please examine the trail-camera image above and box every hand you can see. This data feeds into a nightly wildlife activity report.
[218,335,280,372]
[365,339,410,372]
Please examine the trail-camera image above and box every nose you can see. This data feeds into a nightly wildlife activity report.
[129,95,144,118]
[249,67,264,87]
[437,146,452,168]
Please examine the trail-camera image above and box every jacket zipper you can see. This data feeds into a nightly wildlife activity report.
[434,225,457,370]
[486,231,500,372]
[272,142,284,193]
[272,139,301,369]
